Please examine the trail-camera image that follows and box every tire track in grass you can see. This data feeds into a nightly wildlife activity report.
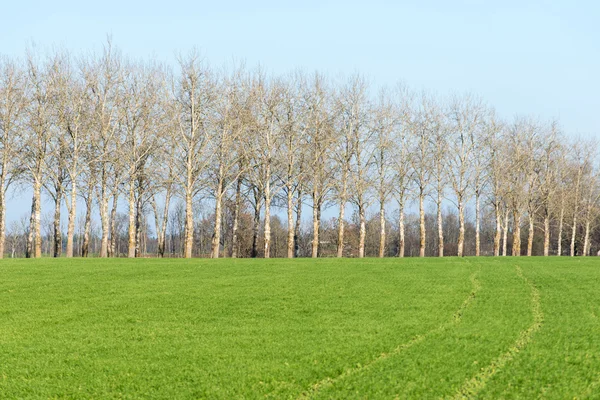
[297,264,482,400]
[447,265,543,400]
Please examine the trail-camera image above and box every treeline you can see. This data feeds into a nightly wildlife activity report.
[0,42,599,259]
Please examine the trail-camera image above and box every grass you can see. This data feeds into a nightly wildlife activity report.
[0,257,598,399]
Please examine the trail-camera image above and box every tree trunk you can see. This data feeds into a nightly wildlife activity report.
[398,199,405,258]
[493,202,501,257]
[294,191,303,258]
[211,179,224,259]
[570,212,578,257]
[26,191,35,258]
[286,187,294,258]
[312,192,320,258]
[583,219,591,256]
[557,203,564,256]
[502,207,509,256]
[0,163,8,258]
[336,198,346,258]
[184,189,194,259]
[82,190,93,257]
[151,192,170,259]
[419,189,426,257]
[27,178,42,258]
[264,194,271,259]
[570,173,581,257]
[527,214,534,256]
[159,189,171,258]
[457,199,465,257]
[582,199,592,257]
[336,169,348,258]
[251,190,261,258]
[475,192,481,257]
[127,183,136,258]
[231,177,242,258]
[379,200,385,258]
[53,186,63,257]
[512,209,521,256]
[437,191,443,257]
[543,212,550,257]
[358,204,366,258]
[151,198,161,257]
[0,185,4,259]
[135,184,143,257]
[99,170,109,258]
[34,179,42,258]
[109,188,119,258]
[66,180,77,258]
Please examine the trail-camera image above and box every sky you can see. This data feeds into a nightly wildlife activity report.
[1,0,599,223]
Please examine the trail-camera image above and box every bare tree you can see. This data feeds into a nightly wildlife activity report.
[246,72,286,259]
[172,51,215,258]
[483,112,506,257]
[537,121,562,256]
[119,61,165,257]
[391,85,413,258]
[347,79,374,259]
[230,171,244,258]
[23,50,59,258]
[150,161,175,258]
[208,67,250,258]
[446,94,484,257]
[55,56,91,258]
[84,40,123,258]
[554,146,570,256]
[372,89,397,257]
[332,82,354,258]
[430,108,448,257]
[0,56,26,258]
[279,75,306,258]
[303,73,336,258]
[45,122,69,257]
[567,140,592,257]
[334,75,371,258]
[409,92,436,257]
[582,159,600,256]
[503,118,539,256]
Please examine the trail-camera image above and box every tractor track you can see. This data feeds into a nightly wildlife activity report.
[297,263,481,400]
[447,265,543,400]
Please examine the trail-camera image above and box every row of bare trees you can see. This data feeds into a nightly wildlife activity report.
[1,44,599,259]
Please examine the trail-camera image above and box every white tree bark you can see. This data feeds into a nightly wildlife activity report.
[493,202,502,257]
[475,191,481,256]
[543,213,550,257]
[527,214,534,256]
[286,187,295,258]
[379,201,385,258]
[502,207,509,257]
[437,191,444,257]
[557,202,564,256]
[512,210,521,256]
[358,205,366,258]
[457,198,465,257]
[419,190,426,257]
[398,200,405,258]
[231,177,242,258]
[311,193,320,258]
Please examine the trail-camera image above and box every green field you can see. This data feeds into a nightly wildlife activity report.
[0,257,599,399]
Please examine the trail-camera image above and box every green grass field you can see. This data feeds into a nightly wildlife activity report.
[0,257,599,399]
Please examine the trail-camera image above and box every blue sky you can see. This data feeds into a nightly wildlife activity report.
[1,0,599,222]
[2,0,598,134]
